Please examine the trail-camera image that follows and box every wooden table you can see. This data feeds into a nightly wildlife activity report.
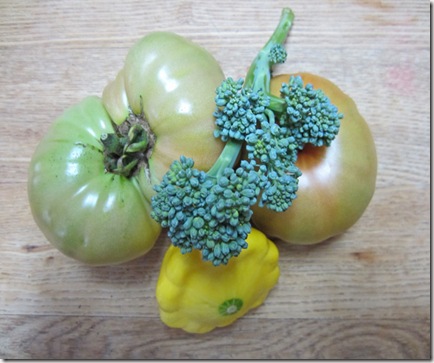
[0,0,430,359]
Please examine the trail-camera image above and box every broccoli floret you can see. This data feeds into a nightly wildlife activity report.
[269,44,287,65]
[281,75,343,148]
[245,110,301,212]
[213,78,270,142]
[151,152,260,266]
[152,7,344,265]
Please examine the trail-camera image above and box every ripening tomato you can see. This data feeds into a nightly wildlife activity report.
[102,32,225,199]
[251,73,377,244]
[28,32,225,265]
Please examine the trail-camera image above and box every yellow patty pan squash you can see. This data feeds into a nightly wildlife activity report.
[156,228,279,333]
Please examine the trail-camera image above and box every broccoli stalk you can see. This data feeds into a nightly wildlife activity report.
[151,7,343,266]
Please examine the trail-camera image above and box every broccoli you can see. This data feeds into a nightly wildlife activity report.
[152,153,259,266]
[151,7,343,265]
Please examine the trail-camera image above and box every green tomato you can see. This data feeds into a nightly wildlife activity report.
[251,73,377,245]
[28,97,161,265]
[28,32,225,265]
[102,31,225,199]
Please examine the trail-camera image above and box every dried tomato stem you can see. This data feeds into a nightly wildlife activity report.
[101,112,155,177]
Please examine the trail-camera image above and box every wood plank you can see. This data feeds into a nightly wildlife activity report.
[0,315,430,359]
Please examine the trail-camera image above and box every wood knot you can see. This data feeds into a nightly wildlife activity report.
[351,250,376,263]
[22,244,52,253]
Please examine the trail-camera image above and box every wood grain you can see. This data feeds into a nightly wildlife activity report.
[0,0,430,359]
[0,316,429,359]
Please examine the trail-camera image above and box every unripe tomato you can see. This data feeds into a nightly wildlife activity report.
[251,73,377,244]
[102,31,225,199]
[28,32,225,265]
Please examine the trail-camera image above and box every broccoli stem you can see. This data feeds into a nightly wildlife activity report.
[206,140,242,180]
[244,7,294,111]
[208,8,294,180]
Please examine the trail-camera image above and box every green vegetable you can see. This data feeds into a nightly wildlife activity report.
[102,31,225,200]
[28,32,225,265]
[151,8,343,265]
[28,97,161,265]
